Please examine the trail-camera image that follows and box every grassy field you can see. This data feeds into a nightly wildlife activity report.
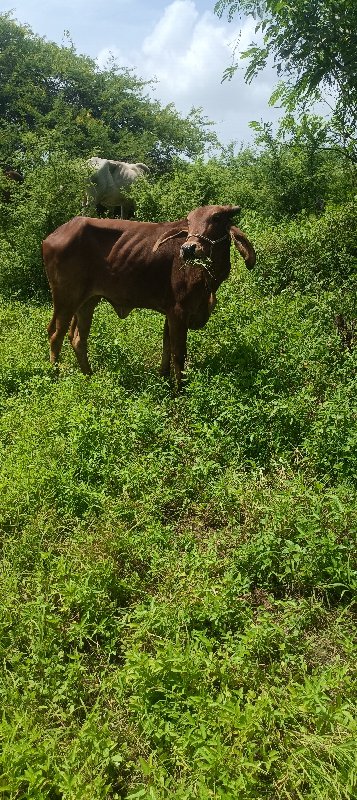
[0,248,356,799]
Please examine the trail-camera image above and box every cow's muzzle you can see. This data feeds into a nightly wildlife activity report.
[180,231,230,264]
[180,241,198,260]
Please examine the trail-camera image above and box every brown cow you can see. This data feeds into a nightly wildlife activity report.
[42,204,256,389]
[1,167,24,202]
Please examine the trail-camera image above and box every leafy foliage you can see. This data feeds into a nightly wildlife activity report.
[249,200,357,292]
[215,0,357,161]
[133,115,355,224]
[0,147,89,298]
[0,13,214,171]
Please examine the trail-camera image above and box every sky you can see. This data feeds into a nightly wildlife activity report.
[1,0,282,148]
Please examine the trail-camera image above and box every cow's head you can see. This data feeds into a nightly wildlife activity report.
[136,163,150,175]
[152,204,256,269]
[179,205,241,264]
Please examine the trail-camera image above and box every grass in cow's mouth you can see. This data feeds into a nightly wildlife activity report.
[180,256,213,269]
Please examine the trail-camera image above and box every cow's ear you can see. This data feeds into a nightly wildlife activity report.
[152,225,188,253]
[230,225,256,269]
[225,205,241,217]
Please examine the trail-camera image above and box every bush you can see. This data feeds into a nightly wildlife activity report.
[132,159,247,222]
[0,147,88,298]
[248,201,357,294]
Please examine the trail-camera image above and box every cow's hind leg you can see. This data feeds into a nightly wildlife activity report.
[69,297,99,375]
[160,317,171,378]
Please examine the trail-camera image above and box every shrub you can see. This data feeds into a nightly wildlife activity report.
[0,147,88,298]
[248,201,357,294]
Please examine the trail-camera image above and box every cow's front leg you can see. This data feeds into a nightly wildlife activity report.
[167,308,188,392]
[160,318,171,379]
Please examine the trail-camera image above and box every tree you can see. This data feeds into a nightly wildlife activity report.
[0,13,216,172]
[214,0,357,161]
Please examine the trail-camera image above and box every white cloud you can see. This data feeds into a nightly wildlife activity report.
[142,0,199,60]
[96,0,280,146]
[141,1,242,97]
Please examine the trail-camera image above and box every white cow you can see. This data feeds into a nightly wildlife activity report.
[86,157,150,218]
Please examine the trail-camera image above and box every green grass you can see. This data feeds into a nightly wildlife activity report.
[0,253,356,799]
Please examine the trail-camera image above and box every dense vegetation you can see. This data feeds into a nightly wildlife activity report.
[0,12,214,171]
[0,12,356,800]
